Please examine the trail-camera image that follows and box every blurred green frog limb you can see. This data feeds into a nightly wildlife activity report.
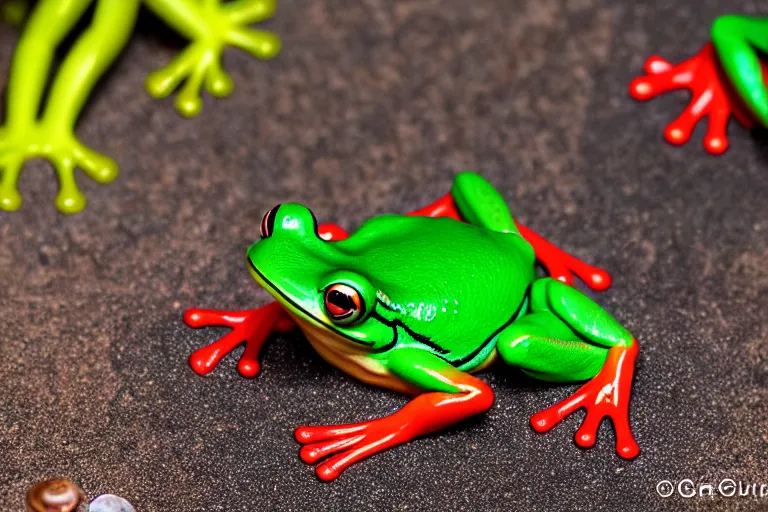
[711,15,768,128]
[0,0,280,214]
[0,0,28,26]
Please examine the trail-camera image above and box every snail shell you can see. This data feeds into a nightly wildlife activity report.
[88,494,135,512]
[26,479,85,512]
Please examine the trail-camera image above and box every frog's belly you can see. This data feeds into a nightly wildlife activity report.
[292,315,420,395]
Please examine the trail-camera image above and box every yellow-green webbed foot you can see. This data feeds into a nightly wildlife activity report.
[0,125,118,213]
[145,0,281,118]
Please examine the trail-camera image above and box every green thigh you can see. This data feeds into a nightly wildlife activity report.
[496,311,608,383]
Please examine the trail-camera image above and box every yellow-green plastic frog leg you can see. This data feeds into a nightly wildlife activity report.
[1,0,28,26]
[144,0,281,117]
[0,0,140,213]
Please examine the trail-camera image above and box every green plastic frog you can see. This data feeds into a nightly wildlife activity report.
[186,172,640,481]
[0,0,279,213]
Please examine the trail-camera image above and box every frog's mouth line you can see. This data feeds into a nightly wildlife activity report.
[247,257,379,349]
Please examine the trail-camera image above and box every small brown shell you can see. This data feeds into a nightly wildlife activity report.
[26,479,85,512]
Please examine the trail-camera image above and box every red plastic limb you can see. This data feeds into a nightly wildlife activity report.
[184,302,295,378]
[317,223,349,241]
[407,193,611,291]
[629,43,763,155]
[530,339,640,459]
[295,371,494,481]
[516,223,612,291]
[406,193,463,220]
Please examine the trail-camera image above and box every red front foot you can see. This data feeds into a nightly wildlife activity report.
[530,341,640,459]
[409,194,611,291]
[629,43,758,155]
[184,302,295,377]
[296,373,494,481]
[295,419,410,482]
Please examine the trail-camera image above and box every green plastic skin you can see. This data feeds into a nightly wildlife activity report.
[0,0,280,214]
[247,173,640,463]
[711,15,768,127]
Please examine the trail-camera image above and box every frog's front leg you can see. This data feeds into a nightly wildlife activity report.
[184,302,295,377]
[497,278,640,458]
[184,225,349,376]
[144,0,280,117]
[0,0,140,212]
[295,348,494,481]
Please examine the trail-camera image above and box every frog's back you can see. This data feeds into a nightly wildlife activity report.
[336,215,535,369]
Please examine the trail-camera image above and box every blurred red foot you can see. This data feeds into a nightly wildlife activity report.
[530,340,640,459]
[629,43,763,155]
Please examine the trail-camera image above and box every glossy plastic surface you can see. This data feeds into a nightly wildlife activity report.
[0,0,279,213]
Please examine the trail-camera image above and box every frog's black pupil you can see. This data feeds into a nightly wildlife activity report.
[328,290,355,315]
[260,204,281,239]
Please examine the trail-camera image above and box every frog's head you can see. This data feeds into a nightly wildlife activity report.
[247,204,384,348]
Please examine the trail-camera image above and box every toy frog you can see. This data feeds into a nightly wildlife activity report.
[0,0,279,213]
[630,14,768,155]
[184,172,639,481]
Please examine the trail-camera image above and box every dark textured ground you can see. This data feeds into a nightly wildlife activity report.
[1,0,767,510]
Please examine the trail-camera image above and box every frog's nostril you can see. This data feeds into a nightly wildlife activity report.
[259,204,281,239]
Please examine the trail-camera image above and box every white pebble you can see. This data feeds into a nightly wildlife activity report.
[89,494,135,512]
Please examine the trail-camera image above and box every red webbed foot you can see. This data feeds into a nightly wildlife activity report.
[629,43,756,155]
[530,341,640,459]
[295,420,406,482]
[181,222,354,378]
[184,301,295,377]
[408,194,611,291]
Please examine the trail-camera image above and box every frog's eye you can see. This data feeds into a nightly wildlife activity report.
[324,283,364,325]
[259,205,281,239]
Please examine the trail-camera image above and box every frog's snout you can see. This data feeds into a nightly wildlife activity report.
[258,203,320,240]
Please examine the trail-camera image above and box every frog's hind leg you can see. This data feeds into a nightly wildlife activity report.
[3,0,93,130]
[416,172,612,290]
[497,278,639,458]
[498,312,609,383]
[41,0,141,133]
